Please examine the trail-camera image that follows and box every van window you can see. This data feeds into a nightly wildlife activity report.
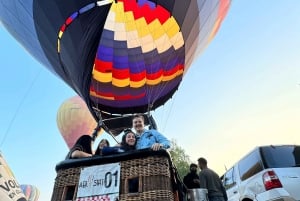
[224,167,235,189]
[261,145,300,168]
[238,149,263,181]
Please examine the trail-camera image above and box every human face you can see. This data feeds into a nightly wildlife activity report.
[132,116,144,134]
[198,162,204,170]
[190,166,197,173]
[125,133,136,146]
[99,140,108,149]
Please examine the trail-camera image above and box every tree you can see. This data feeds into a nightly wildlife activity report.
[169,139,191,179]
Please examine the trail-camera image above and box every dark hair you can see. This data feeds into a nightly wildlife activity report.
[123,128,133,134]
[95,139,110,155]
[190,163,198,169]
[66,135,93,159]
[197,157,207,165]
[100,139,110,147]
[121,129,136,151]
[132,113,144,122]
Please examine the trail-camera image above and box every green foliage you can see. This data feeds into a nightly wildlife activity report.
[169,139,191,179]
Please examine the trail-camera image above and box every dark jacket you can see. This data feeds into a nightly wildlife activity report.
[199,168,228,201]
[183,172,200,189]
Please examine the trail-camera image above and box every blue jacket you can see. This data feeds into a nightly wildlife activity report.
[136,129,170,150]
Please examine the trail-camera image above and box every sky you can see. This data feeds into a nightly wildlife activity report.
[1,1,300,201]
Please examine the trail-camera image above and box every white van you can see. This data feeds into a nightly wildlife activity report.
[223,145,300,201]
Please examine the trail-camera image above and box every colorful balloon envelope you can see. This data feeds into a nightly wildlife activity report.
[57,96,103,149]
[20,184,40,201]
[0,0,231,119]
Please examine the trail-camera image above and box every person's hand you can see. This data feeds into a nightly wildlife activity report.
[151,143,163,151]
[193,179,200,184]
[86,153,93,157]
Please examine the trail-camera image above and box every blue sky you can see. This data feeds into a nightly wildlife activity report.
[1,1,300,201]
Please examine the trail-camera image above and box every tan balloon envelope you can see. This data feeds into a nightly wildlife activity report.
[57,95,103,149]
[0,152,27,201]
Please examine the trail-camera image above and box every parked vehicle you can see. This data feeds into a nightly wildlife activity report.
[223,145,300,201]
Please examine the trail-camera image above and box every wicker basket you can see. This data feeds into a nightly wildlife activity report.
[51,149,179,201]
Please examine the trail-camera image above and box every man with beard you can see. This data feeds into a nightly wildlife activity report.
[183,163,201,189]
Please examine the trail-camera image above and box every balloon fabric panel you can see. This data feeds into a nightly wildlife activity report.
[90,0,184,114]
[0,0,231,118]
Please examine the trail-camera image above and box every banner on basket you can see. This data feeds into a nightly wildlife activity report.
[76,163,120,201]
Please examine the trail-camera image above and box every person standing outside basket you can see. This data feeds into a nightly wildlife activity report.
[198,157,228,201]
[132,114,170,151]
[183,163,201,189]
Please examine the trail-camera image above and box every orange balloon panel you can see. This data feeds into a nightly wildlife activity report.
[57,96,102,148]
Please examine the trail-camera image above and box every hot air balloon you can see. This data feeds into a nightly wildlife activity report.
[0,0,231,133]
[20,184,40,201]
[57,95,103,149]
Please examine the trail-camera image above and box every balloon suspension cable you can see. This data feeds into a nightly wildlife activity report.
[146,105,152,129]
[91,123,101,142]
[101,122,120,144]
[147,103,153,113]
[93,110,119,144]
[146,104,157,130]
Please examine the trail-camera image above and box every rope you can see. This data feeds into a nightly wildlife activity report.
[0,69,42,148]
